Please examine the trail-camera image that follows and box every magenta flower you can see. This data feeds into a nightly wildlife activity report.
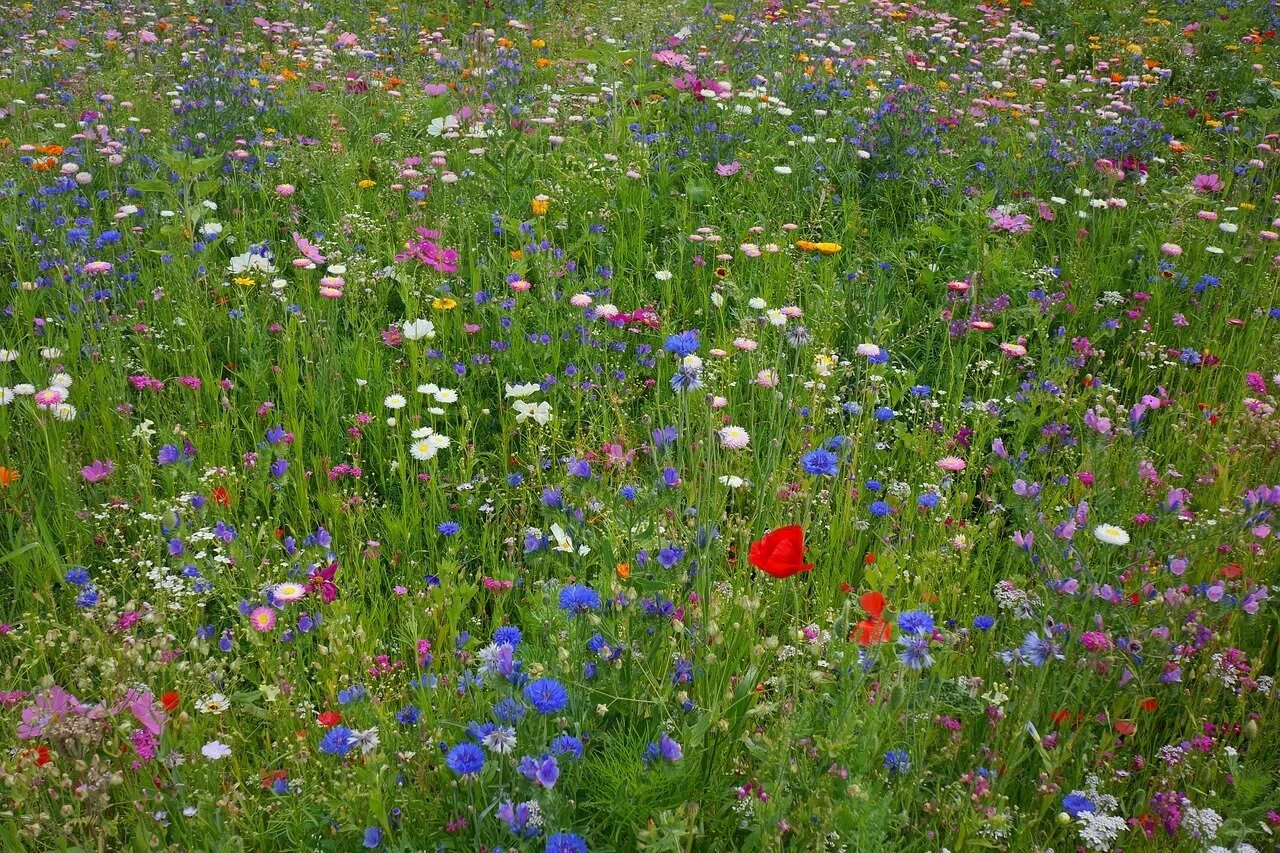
[81,459,115,483]
[987,210,1032,233]
[1191,173,1224,194]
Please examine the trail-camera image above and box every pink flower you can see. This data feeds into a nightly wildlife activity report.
[936,456,967,473]
[987,210,1032,233]
[80,459,115,482]
[1191,173,1224,194]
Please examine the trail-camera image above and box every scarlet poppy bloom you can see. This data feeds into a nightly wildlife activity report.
[212,486,231,507]
[747,525,814,578]
[317,711,342,727]
[853,591,892,645]
[1140,697,1158,712]
[1114,720,1137,736]
[160,691,181,713]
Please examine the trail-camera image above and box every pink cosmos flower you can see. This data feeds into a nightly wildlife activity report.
[1191,173,1224,194]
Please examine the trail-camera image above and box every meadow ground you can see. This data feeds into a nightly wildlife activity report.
[1,0,1279,849]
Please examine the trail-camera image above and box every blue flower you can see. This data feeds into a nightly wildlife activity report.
[873,406,895,422]
[869,500,891,518]
[437,521,460,536]
[319,726,356,757]
[396,706,421,726]
[897,610,935,636]
[545,833,588,853]
[524,678,569,714]
[801,448,839,476]
[559,584,601,614]
[1062,794,1096,817]
[973,615,995,631]
[65,567,90,586]
[362,826,382,848]
[663,329,700,356]
[518,753,560,788]
[446,742,486,775]
[897,635,933,669]
[883,749,910,774]
[550,734,584,759]
[494,626,523,646]
[1019,631,1064,667]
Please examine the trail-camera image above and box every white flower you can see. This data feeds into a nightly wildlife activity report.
[773,165,792,174]
[748,297,767,310]
[0,349,18,362]
[427,114,460,136]
[50,373,72,388]
[409,438,437,461]
[513,399,553,425]
[765,308,787,326]
[426,433,451,453]
[718,475,749,488]
[0,388,14,406]
[718,425,750,450]
[201,741,232,760]
[433,387,458,404]
[402,318,436,340]
[1093,524,1130,546]
[505,382,541,398]
[52,403,77,421]
[201,222,223,237]
[196,693,231,714]
[654,269,673,281]
[350,727,380,755]
[384,394,407,410]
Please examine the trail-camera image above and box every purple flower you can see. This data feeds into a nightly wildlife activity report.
[80,459,115,482]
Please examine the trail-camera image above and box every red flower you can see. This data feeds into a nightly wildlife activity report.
[317,710,342,728]
[1139,697,1158,712]
[160,691,181,713]
[212,486,230,507]
[1114,720,1137,736]
[747,525,814,578]
[854,591,892,645]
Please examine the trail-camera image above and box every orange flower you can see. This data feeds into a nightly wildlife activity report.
[530,195,550,216]
[0,466,19,487]
[615,562,630,580]
[161,691,181,712]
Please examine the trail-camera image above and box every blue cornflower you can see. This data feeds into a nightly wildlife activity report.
[362,826,382,848]
[446,741,486,775]
[1019,631,1064,667]
[897,610,935,636]
[545,833,588,853]
[918,492,940,509]
[524,678,569,714]
[1062,794,1096,817]
[494,626,523,647]
[65,567,90,586]
[559,584,601,614]
[550,734,584,760]
[663,329,700,356]
[897,634,933,670]
[873,406,895,422]
[396,706,421,726]
[869,500,891,518]
[319,726,356,757]
[801,448,839,476]
[973,615,995,631]
[883,749,910,774]
[437,521,460,536]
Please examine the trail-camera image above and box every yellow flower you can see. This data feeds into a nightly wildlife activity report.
[531,195,550,216]
[432,297,458,311]
[358,179,377,189]
[531,38,546,48]
[233,276,256,287]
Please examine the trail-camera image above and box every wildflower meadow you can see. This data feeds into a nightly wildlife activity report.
[2,0,1280,848]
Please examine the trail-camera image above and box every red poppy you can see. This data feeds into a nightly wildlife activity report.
[212,486,230,507]
[747,525,814,578]
[1140,697,1158,712]
[853,591,892,645]
[160,691,181,713]
[1114,720,1137,736]
[317,710,342,728]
